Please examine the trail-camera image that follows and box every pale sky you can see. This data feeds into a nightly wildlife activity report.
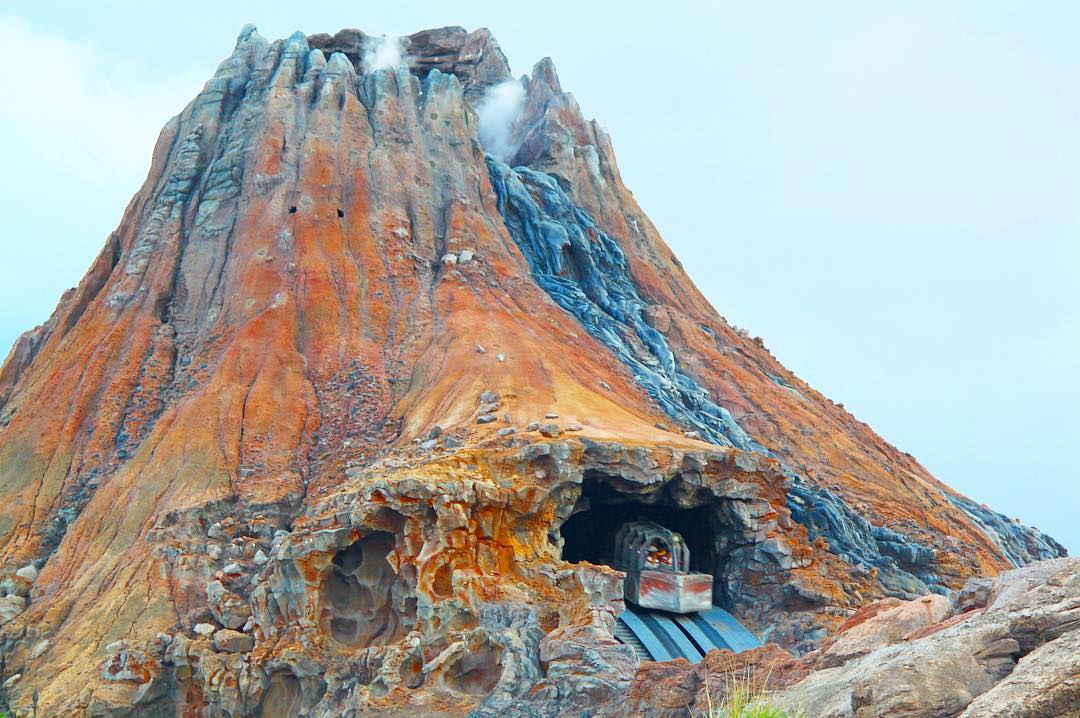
[1,2,1077,552]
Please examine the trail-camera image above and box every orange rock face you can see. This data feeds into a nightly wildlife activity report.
[0,25,1064,717]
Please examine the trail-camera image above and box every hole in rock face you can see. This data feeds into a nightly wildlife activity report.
[559,472,746,604]
[443,642,504,696]
[337,208,345,218]
[399,652,425,689]
[558,242,586,283]
[333,540,365,573]
[319,531,415,649]
[431,562,454,598]
[261,672,303,718]
[289,206,298,214]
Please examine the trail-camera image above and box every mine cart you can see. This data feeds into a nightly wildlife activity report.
[613,520,713,614]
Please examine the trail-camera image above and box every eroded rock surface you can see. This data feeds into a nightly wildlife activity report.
[0,23,1066,717]
[775,558,1080,718]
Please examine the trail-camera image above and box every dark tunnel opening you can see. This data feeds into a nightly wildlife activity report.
[557,472,780,658]
[559,472,728,585]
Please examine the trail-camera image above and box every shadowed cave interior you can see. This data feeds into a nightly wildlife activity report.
[559,472,741,602]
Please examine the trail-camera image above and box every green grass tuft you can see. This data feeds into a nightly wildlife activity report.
[697,662,800,718]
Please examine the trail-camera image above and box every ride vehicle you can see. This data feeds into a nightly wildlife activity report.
[612,520,713,614]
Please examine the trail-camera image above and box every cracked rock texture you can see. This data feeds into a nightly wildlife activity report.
[620,559,1080,717]
[0,24,1067,717]
[773,558,1080,717]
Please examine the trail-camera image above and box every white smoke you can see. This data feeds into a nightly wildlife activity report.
[362,34,405,73]
[477,79,526,163]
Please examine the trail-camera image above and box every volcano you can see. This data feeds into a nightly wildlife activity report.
[0,26,1064,717]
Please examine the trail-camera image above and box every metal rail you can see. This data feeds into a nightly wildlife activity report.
[615,605,761,663]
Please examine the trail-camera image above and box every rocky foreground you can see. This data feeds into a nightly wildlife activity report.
[0,24,1069,717]
[621,558,1080,717]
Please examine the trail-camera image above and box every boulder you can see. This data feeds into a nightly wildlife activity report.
[213,629,255,654]
[205,580,252,629]
[959,628,1080,717]
[776,557,1080,717]
[193,623,216,638]
[613,644,800,718]
[221,563,243,576]
[15,564,38,582]
[100,649,158,683]
[780,622,1019,717]
[619,659,697,718]
[0,593,25,623]
[819,593,951,667]
[0,574,32,597]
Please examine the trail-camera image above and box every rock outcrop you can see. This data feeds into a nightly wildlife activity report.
[0,23,1066,717]
[774,557,1080,717]
[611,558,1080,718]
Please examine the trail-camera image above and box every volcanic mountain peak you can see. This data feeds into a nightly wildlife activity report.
[0,25,1064,717]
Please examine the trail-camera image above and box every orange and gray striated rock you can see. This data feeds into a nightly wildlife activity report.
[0,23,1066,717]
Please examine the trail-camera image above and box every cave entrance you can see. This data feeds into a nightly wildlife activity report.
[559,472,736,603]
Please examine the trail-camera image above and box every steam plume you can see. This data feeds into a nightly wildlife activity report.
[477,79,526,163]
[362,34,405,73]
